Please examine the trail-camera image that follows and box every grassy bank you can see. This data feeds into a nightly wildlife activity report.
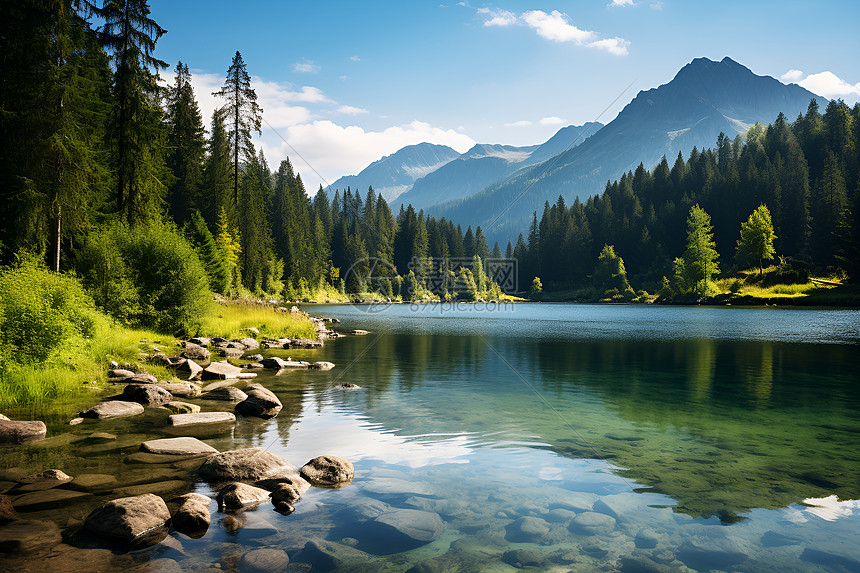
[0,297,317,413]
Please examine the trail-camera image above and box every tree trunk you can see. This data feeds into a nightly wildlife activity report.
[54,205,62,272]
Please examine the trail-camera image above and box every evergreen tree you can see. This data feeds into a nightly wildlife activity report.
[593,244,632,294]
[811,150,849,263]
[201,108,233,228]
[682,205,719,296]
[213,51,262,204]
[165,61,205,224]
[98,0,170,224]
[736,204,777,274]
[185,210,228,294]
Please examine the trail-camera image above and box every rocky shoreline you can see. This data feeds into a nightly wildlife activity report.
[0,310,387,571]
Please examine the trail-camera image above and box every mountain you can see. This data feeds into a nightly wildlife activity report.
[395,122,601,211]
[428,57,828,244]
[328,143,460,202]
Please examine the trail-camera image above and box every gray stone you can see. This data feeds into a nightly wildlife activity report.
[237,337,260,350]
[188,337,211,347]
[157,382,201,397]
[505,516,550,543]
[300,455,354,487]
[677,543,747,571]
[545,508,577,524]
[109,368,136,378]
[127,558,184,573]
[169,412,236,426]
[80,401,144,419]
[84,493,171,542]
[219,346,245,359]
[235,383,282,419]
[181,342,210,362]
[502,548,547,568]
[365,509,443,552]
[198,448,297,482]
[635,529,660,549]
[352,330,370,335]
[121,383,173,406]
[202,360,242,380]
[176,358,203,380]
[290,339,323,348]
[239,547,290,573]
[170,493,211,537]
[280,359,311,369]
[129,373,158,384]
[216,482,271,510]
[0,420,46,444]
[311,361,336,370]
[260,356,288,370]
[140,437,218,456]
[268,474,311,503]
[68,417,85,425]
[244,354,264,362]
[0,520,62,555]
[112,480,189,498]
[569,511,616,536]
[203,386,248,401]
[163,401,200,414]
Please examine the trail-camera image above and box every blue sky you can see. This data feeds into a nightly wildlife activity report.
[152,0,860,189]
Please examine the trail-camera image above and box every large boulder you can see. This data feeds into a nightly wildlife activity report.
[267,474,311,504]
[80,401,144,419]
[294,540,374,571]
[198,448,297,482]
[84,493,171,542]
[203,386,248,402]
[170,493,211,537]
[260,356,287,370]
[16,469,73,492]
[181,342,210,362]
[505,516,550,543]
[364,509,443,553]
[0,420,46,445]
[216,482,271,510]
[239,548,290,573]
[235,384,282,419]
[121,383,173,406]
[311,361,336,371]
[300,456,354,487]
[140,437,218,456]
[568,512,616,536]
[202,360,243,380]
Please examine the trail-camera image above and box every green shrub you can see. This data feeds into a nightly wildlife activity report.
[0,254,100,364]
[77,221,211,336]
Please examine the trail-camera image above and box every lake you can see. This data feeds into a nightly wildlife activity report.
[2,303,859,572]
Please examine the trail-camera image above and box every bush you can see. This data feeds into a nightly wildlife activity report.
[0,253,101,364]
[77,222,211,336]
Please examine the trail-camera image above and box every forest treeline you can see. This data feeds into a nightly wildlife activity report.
[2,1,858,329]
[517,100,860,291]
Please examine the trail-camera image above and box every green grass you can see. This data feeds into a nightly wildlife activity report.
[201,300,318,340]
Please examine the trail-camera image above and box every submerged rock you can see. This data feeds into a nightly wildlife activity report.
[0,519,62,555]
[239,547,289,573]
[80,401,144,419]
[294,539,374,570]
[363,509,443,553]
[300,455,354,487]
[16,469,73,492]
[216,482,271,510]
[505,516,550,543]
[11,488,88,511]
[84,493,171,542]
[198,448,297,482]
[568,511,616,536]
[0,420,47,445]
[163,401,200,414]
[235,384,282,419]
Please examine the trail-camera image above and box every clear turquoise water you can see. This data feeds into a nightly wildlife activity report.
[3,303,859,572]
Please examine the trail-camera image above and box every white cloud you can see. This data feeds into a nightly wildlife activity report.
[478,7,517,27]
[781,69,804,82]
[610,0,636,6]
[337,105,369,115]
[505,120,534,127]
[522,10,596,43]
[262,120,475,188]
[292,60,320,73]
[349,55,361,62]
[799,71,860,101]
[650,1,663,9]
[540,116,566,125]
[587,37,630,56]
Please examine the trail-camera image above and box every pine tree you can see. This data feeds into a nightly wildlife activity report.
[98,0,169,224]
[165,61,205,224]
[736,204,777,274]
[185,210,228,294]
[213,51,262,204]
[811,150,848,263]
[202,109,233,228]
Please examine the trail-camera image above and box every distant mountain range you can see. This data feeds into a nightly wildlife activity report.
[331,57,827,244]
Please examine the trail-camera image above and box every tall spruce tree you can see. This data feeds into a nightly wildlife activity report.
[97,0,169,224]
[213,51,262,204]
[202,109,233,228]
[165,61,205,224]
